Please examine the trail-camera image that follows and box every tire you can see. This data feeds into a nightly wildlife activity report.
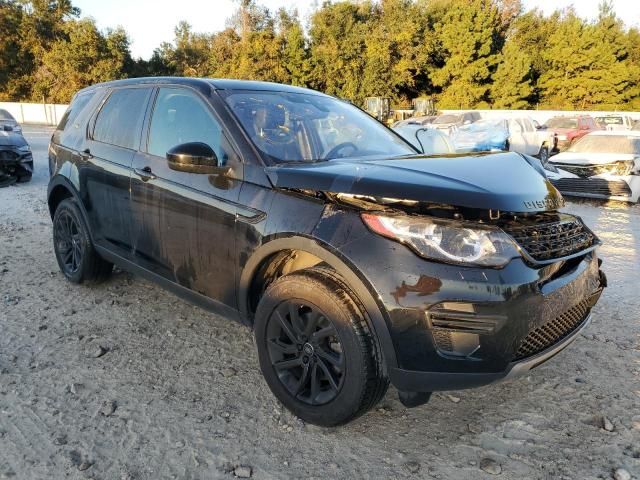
[16,173,32,183]
[254,266,389,426]
[0,174,17,188]
[537,145,549,164]
[52,198,113,284]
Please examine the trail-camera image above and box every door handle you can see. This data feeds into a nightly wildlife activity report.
[134,166,157,182]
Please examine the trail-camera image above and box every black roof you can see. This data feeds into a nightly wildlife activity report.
[76,77,327,97]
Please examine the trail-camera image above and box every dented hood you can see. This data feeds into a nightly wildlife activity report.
[265,152,564,212]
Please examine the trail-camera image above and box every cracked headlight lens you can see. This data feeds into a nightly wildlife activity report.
[362,213,521,267]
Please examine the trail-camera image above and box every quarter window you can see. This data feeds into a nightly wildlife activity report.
[57,91,95,133]
[147,88,232,162]
[93,88,150,150]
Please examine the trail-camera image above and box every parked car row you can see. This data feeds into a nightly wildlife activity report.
[0,108,33,187]
[392,112,639,203]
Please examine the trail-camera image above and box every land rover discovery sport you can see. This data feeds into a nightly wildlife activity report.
[48,78,605,426]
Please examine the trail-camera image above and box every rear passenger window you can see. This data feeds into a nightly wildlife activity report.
[93,88,150,150]
[57,91,95,133]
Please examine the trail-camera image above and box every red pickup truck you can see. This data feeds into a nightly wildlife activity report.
[545,115,601,151]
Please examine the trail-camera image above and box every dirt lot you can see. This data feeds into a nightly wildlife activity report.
[0,126,639,480]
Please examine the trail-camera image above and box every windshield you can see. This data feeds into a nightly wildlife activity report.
[568,135,640,154]
[546,117,578,129]
[596,116,623,125]
[0,109,15,121]
[433,114,462,125]
[223,91,415,163]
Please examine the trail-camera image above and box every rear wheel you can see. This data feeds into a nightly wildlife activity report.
[254,266,388,426]
[52,198,113,284]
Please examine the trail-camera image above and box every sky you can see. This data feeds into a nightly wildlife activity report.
[72,0,640,60]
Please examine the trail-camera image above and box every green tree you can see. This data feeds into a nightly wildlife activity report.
[539,7,638,109]
[33,18,131,102]
[490,39,533,108]
[430,0,502,108]
[308,2,371,101]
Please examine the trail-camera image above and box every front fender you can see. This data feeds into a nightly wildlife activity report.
[238,234,399,372]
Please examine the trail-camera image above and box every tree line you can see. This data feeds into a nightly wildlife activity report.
[1,0,639,110]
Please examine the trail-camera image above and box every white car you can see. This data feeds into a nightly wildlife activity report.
[547,131,640,202]
[392,124,455,154]
[595,114,634,131]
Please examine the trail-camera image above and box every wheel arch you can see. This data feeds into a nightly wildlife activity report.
[239,234,399,371]
[47,176,92,241]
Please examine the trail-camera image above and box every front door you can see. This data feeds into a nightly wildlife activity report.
[130,86,243,309]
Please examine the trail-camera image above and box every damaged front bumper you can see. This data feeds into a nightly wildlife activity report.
[547,168,640,203]
[0,147,33,181]
[330,213,606,396]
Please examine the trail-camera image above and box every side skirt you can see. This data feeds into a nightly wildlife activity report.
[95,246,247,326]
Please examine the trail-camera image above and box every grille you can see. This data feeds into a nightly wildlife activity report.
[432,329,453,352]
[501,213,595,262]
[553,162,632,178]
[515,293,599,360]
[0,150,18,162]
[551,178,632,198]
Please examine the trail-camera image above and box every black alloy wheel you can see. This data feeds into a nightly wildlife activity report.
[265,300,345,406]
[54,209,83,275]
[52,198,113,284]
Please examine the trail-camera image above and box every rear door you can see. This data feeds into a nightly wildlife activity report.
[130,86,243,309]
[83,87,153,259]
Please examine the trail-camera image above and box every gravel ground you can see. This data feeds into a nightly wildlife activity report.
[0,126,639,480]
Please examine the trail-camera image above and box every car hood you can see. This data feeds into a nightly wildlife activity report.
[266,152,563,212]
[0,130,27,147]
[550,151,637,165]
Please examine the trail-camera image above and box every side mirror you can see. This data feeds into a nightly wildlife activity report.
[166,142,231,175]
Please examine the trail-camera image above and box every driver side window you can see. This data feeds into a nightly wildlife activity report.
[147,88,232,163]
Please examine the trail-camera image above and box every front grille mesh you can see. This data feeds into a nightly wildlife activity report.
[432,329,453,352]
[551,178,632,197]
[515,293,599,360]
[501,213,595,262]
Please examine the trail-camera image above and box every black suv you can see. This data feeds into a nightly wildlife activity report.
[48,78,605,426]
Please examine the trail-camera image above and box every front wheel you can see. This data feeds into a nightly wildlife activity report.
[254,266,388,426]
[52,198,113,284]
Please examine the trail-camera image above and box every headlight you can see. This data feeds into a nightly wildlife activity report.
[609,160,635,175]
[13,125,22,132]
[361,213,521,267]
[17,145,31,152]
[544,162,559,173]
